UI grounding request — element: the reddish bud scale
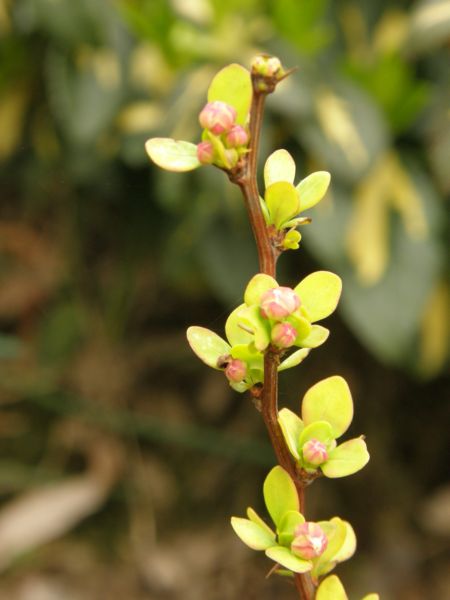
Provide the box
[225,358,247,383]
[291,522,328,560]
[199,101,237,135]
[271,322,297,348]
[260,287,300,320]
[302,439,328,466]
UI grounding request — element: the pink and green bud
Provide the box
[197,141,214,165]
[225,125,249,148]
[271,322,297,348]
[302,439,329,466]
[260,287,300,320]
[291,522,328,560]
[225,358,247,383]
[199,101,237,135]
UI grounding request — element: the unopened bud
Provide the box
[302,439,328,466]
[225,125,249,148]
[260,287,300,320]
[291,522,328,560]
[197,141,214,164]
[271,322,297,348]
[251,55,282,78]
[225,358,247,383]
[199,101,237,135]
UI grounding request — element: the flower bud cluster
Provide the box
[259,287,301,350]
[197,101,249,170]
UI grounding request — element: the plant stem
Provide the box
[233,78,314,600]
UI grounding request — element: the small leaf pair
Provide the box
[260,149,331,248]
[231,466,356,578]
[278,376,370,478]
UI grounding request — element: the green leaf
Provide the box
[312,517,348,578]
[186,326,231,369]
[263,466,299,528]
[362,595,380,600]
[287,313,312,343]
[230,517,276,550]
[297,171,331,212]
[278,348,310,371]
[316,575,348,600]
[277,510,305,546]
[207,63,252,125]
[302,376,354,438]
[278,408,304,459]
[264,149,296,188]
[145,138,201,172]
[283,229,302,250]
[297,325,330,348]
[294,271,342,322]
[298,421,334,448]
[246,507,276,538]
[322,438,370,478]
[231,344,263,371]
[265,181,301,229]
[332,520,356,563]
[265,546,312,573]
[225,305,254,346]
[244,273,278,306]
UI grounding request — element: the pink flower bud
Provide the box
[199,101,237,135]
[302,439,328,466]
[260,287,300,320]
[271,322,297,348]
[225,358,247,383]
[291,522,328,560]
[197,141,214,164]
[225,125,249,148]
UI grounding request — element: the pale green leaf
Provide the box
[225,305,254,346]
[145,138,200,172]
[244,273,278,306]
[265,181,301,229]
[246,507,276,538]
[294,271,342,322]
[277,510,305,546]
[302,376,354,438]
[264,149,296,188]
[263,466,299,528]
[297,171,331,212]
[312,517,348,578]
[316,575,348,600]
[265,546,312,573]
[287,313,312,343]
[278,348,310,371]
[298,421,334,448]
[186,326,230,369]
[297,325,330,348]
[362,595,380,600]
[207,64,252,125]
[230,517,276,550]
[321,438,370,478]
[278,408,304,459]
[332,520,356,563]
[231,344,263,371]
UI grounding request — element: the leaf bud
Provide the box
[196,141,214,164]
[199,101,237,135]
[302,439,329,466]
[225,125,249,148]
[291,522,328,560]
[271,322,297,348]
[251,55,282,78]
[225,358,247,383]
[260,287,300,320]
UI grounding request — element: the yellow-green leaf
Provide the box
[264,149,296,188]
[265,546,312,573]
[231,517,276,550]
[265,181,300,229]
[244,273,278,306]
[295,271,342,322]
[207,64,252,125]
[297,171,331,212]
[263,466,299,528]
[145,138,201,172]
[186,326,230,369]
[316,575,348,600]
[278,408,304,459]
[297,325,330,348]
[278,348,310,372]
[322,438,370,478]
[302,376,353,438]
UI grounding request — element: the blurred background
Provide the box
[0,0,449,598]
